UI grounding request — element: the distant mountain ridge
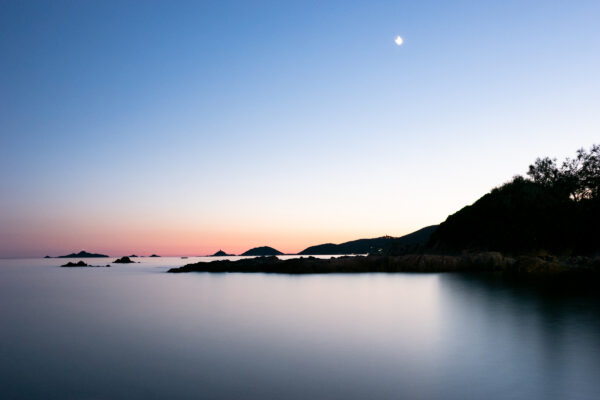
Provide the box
[298,225,438,255]
[241,246,283,256]
[57,250,109,258]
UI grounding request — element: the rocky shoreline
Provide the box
[168,253,600,275]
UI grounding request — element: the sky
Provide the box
[1,0,599,257]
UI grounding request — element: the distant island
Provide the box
[298,225,438,255]
[149,254,160,257]
[240,246,283,256]
[57,251,109,258]
[211,250,234,257]
[113,256,135,264]
[61,260,110,268]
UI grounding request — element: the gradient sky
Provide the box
[1,0,599,257]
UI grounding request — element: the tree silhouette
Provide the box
[430,145,600,255]
[527,145,600,201]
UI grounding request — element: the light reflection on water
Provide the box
[1,258,599,399]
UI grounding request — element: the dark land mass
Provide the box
[113,256,135,264]
[429,146,600,256]
[298,225,438,255]
[168,254,600,275]
[43,255,51,258]
[61,260,110,268]
[428,178,600,255]
[129,254,138,257]
[211,250,234,257]
[58,251,109,258]
[149,254,160,257]
[170,145,600,275]
[240,246,283,256]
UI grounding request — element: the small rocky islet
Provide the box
[61,260,110,268]
[113,256,136,264]
[211,250,234,257]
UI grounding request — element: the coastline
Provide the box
[167,253,600,275]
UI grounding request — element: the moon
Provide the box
[394,36,403,46]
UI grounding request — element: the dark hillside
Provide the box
[429,145,600,255]
[240,246,283,256]
[299,225,438,255]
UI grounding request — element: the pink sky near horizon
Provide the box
[1,219,434,258]
[2,139,597,258]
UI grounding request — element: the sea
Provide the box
[1,256,599,400]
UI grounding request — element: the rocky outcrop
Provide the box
[168,253,600,275]
[61,260,110,267]
[113,256,135,264]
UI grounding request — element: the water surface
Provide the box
[1,257,599,399]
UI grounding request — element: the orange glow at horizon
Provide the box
[2,216,432,257]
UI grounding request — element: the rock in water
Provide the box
[61,260,89,267]
[113,256,135,264]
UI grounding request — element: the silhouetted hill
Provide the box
[386,225,440,255]
[298,225,438,255]
[240,246,283,256]
[298,238,390,255]
[429,145,600,255]
[57,251,109,258]
[211,250,233,257]
[429,179,600,255]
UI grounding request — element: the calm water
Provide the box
[1,257,599,400]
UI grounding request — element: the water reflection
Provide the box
[436,274,600,400]
[0,260,598,399]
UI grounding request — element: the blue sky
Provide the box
[1,0,599,257]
